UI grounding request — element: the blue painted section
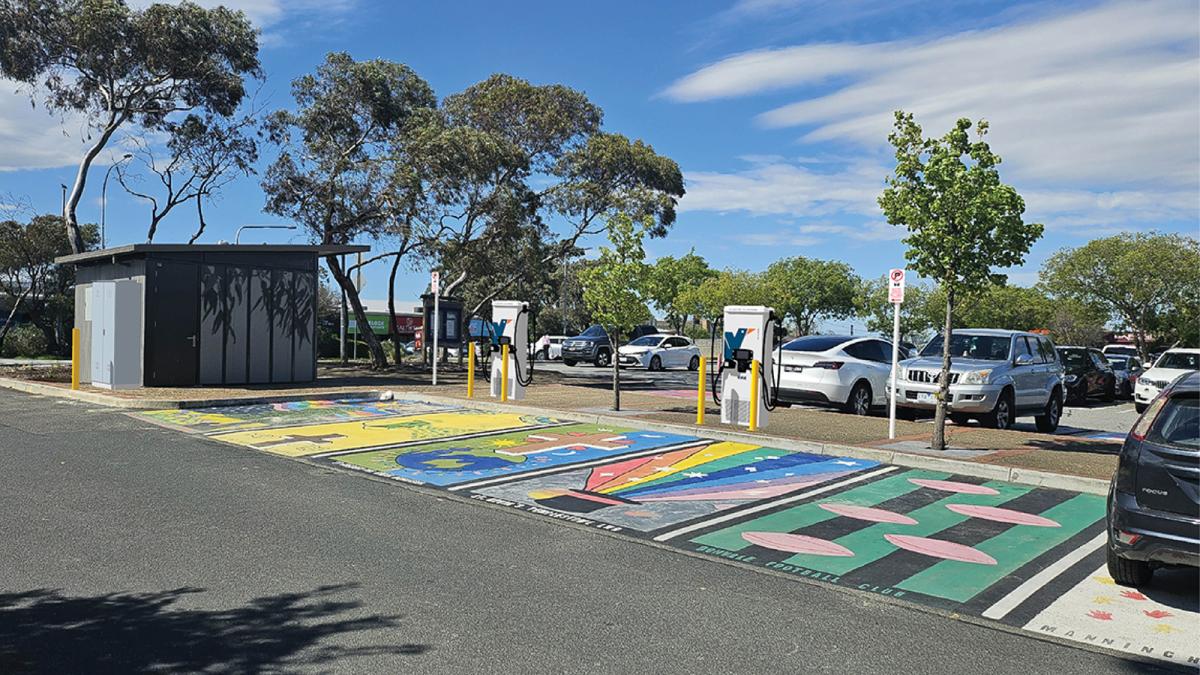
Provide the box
[627,455,878,498]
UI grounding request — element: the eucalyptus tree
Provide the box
[879,111,1042,450]
[0,0,260,253]
[262,53,437,369]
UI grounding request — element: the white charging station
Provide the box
[720,305,775,428]
[489,300,529,401]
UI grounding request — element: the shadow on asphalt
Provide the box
[0,583,425,673]
[1141,567,1200,614]
[1021,437,1122,455]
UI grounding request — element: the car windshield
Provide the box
[1149,395,1200,449]
[921,334,1011,361]
[579,325,606,338]
[1105,346,1137,356]
[781,336,853,352]
[1158,352,1200,370]
[627,336,661,347]
[1057,349,1091,368]
[1107,357,1130,369]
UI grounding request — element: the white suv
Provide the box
[1134,348,1200,413]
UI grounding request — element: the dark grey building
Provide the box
[57,243,367,388]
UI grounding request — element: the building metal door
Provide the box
[149,261,200,385]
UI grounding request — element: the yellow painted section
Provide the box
[500,343,509,402]
[467,341,475,398]
[213,411,542,457]
[142,409,251,430]
[695,356,706,425]
[71,327,80,390]
[597,441,758,493]
[749,359,760,432]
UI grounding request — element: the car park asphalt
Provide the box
[3,388,1194,673]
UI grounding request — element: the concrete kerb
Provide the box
[0,376,1111,495]
[399,391,1112,496]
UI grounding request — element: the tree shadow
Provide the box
[0,583,426,674]
[1021,437,1122,455]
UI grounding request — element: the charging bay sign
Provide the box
[888,268,906,304]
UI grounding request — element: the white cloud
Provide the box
[126,0,353,28]
[671,0,1200,230]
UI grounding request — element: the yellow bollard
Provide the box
[696,356,706,426]
[748,359,759,432]
[500,343,509,403]
[467,341,475,398]
[71,327,80,390]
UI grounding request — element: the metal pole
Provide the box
[889,302,901,439]
[749,359,760,432]
[235,224,296,244]
[467,341,475,398]
[432,290,440,385]
[500,343,509,402]
[101,154,132,249]
[71,327,80,390]
[353,251,361,361]
[339,254,347,363]
[696,356,706,425]
[561,256,567,335]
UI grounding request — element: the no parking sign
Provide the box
[888,268,906,304]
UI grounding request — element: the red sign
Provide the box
[888,268,906,304]
[393,315,422,333]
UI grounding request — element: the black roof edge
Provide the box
[55,243,370,265]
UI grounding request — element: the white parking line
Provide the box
[981,532,1106,620]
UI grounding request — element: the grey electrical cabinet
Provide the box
[60,243,368,388]
[89,280,143,389]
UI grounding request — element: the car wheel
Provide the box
[950,412,971,426]
[1035,392,1062,433]
[1135,402,1147,414]
[688,355,700,371]
[563,360,576,367]
[1106,542,1152,587]
[843,381,872,416]
[649,355,663,371]
[1103,379,1116,402]
[983,390,1014,430]
[595,350,611,368]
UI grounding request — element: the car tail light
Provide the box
[1114,530,1142,545]
[1131,395,1168,441]
[813,361,844,370]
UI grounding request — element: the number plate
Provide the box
[916,392,935,404]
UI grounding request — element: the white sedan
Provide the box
[773,335,903,415]
[534,335,568,360]
[1134,348,1199,413]
[617,334,701,371]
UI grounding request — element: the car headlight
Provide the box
[960,369,992,385]
[1064,374,1078,384]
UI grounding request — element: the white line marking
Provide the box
[651,466,899,543]
[981,532,1106,620]
[447,440,709,492]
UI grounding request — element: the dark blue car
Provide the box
[1107,370,1199,586]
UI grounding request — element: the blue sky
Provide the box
[1,0,1197,330]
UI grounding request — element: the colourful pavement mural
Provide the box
[135,398,455,435]
[473,442,878,532]
[129,397,1192,666]
[329,424,699,487]
[211,409,564,457]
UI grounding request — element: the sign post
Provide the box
[888,268,906,439]
[431,270,440,385]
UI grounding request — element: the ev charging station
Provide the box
[717,305,780,430]
[488,300,530,401]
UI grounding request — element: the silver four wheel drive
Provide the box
[893,329,1066,432]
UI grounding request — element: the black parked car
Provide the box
[1056,346,1116,404]
[1106,370,1199,586]
[561,324,657,367]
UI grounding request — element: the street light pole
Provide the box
[101,153,133,249]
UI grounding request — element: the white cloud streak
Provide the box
[670,0,1199,231]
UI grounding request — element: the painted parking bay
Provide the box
[131,396,1197,667]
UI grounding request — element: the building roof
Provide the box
[56,243,370,265]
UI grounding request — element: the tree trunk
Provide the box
[610,332,621,411]
[0,289,30,352]
[932,288,955,451]
[387,252,404,369]
[64,119,122,254]
[326,255,388,369]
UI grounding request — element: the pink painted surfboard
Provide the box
[908,478,999,495]
[818,503,918,525]
[741,532,854,557]
[945,503,1061,527]
[884,534,997,565]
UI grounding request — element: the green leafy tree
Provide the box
[1040,233,1200,356]
[647,250,715,333]
[765,256,860,335]
[859,275,934,344]
[0,0,261,253]
[1042,296,1110,348]
[675,270,769,331]
[879,111,1043,449]
[262,52,437,369]
[0,214,98,354]
[579,213,653,411]
[920,283,1054,333]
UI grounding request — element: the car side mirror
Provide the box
[1015,354,1035,367]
